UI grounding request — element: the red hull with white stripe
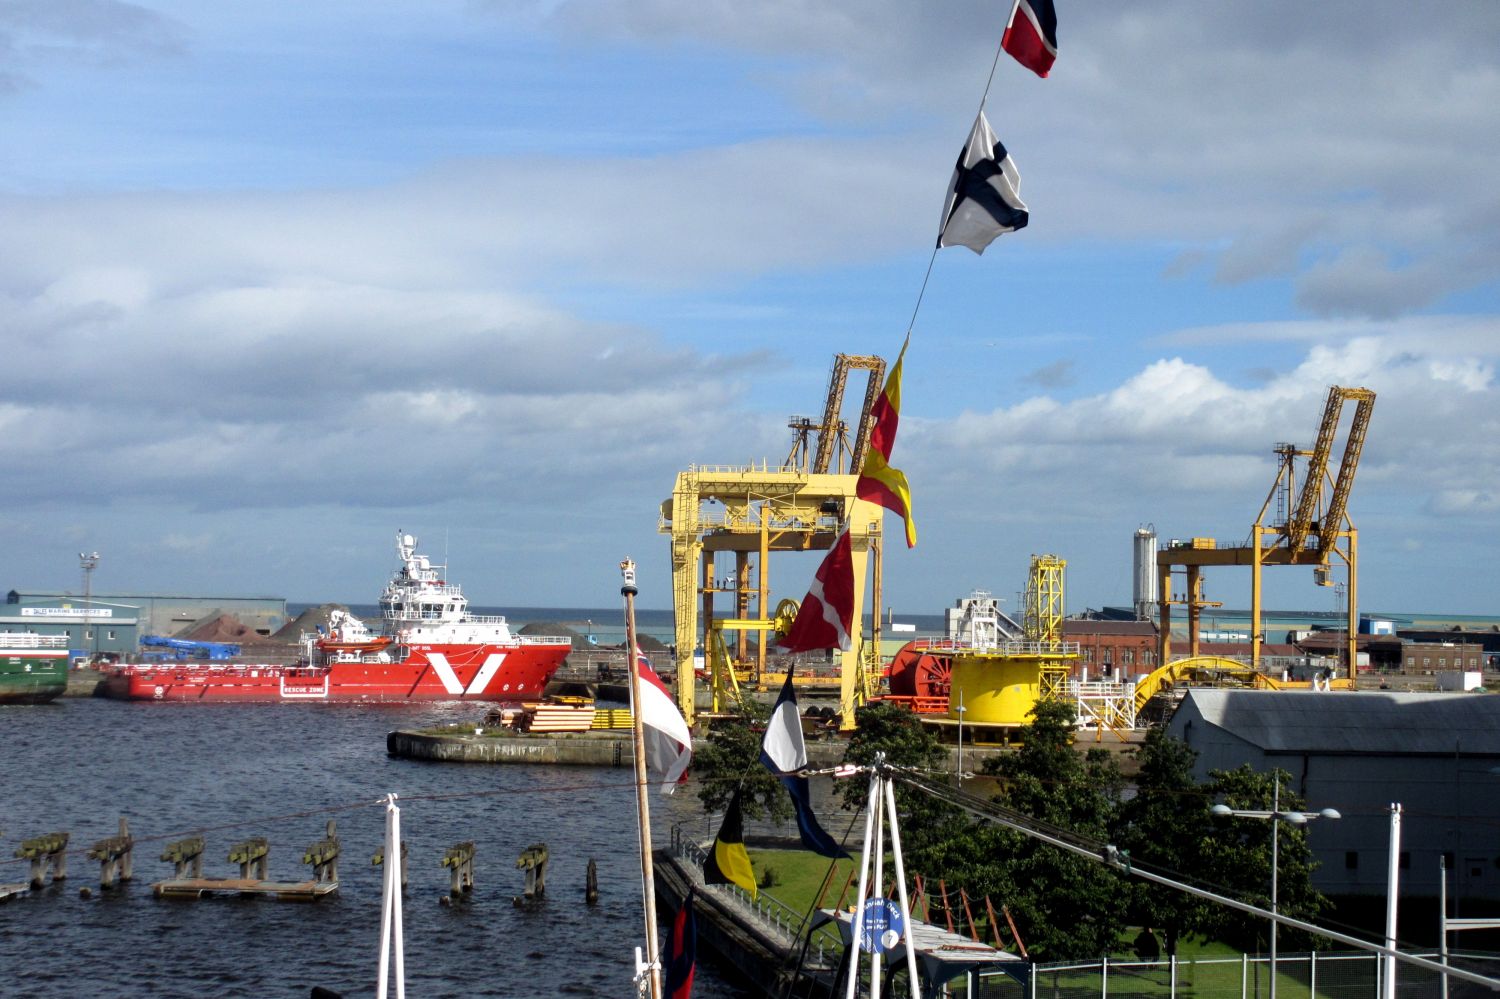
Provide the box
[98,642,569,702]
[100,532,572,703]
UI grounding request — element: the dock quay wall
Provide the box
[387,729,857,767]
[654,831,839,999]
[386,729,641,765]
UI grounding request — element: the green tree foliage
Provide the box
[693,704,792,824]
[1116,726,1216,956]
[837,702,964,869]
[978,699,1127,960]
[1197,765,1331,952]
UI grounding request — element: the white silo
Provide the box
[1133,526,1158,621]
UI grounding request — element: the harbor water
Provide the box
[1,697,745,998]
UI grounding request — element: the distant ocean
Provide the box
[288,603,950,648]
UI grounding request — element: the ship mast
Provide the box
[621,557,662,999]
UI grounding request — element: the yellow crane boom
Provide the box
[1156,385,1376,680]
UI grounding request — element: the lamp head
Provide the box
[1319,808,1341,820]
[1282,812,1308,825]
[1210,804,1232,817]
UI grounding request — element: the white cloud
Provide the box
[3,1,1500,611]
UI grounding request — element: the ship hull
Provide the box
[0,650,69,705]
[99,643,571,703]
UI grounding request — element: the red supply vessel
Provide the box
[101,533,572,702]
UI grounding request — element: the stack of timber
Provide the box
[519,701,596,733]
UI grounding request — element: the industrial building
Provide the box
[3,590,288,661]
[1166,689,1500,909]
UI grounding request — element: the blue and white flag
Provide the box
[759,672,847,858]
[938,111,1029,255]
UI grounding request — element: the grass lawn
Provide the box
[746,847,1255,970]
[747,847,859,950]
[748,847,858,917]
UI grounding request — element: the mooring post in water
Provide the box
[86,817,134,888]
[441,842,474,896]
[586,857,599,905]
[372,840,409,889]
[302,820,340,883]
[15,831,69,889]
[516,843,548,898]
[228,837,269,881]
[160,836,206,879]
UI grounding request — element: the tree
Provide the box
[692,704,792,824]
[1196,765,1331,953]
[979,698,1128,960]
[1116,726,1216,956]
[837,701,958,866]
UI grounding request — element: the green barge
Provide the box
[0,632,71,704]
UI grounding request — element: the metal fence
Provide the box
[955,952,1456,999]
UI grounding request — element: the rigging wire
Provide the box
[897,771,1500,993]
[904,27,1009,340]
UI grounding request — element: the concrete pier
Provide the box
[386,728,855,767]
[387,729,642,765]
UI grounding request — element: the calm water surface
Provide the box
[1,698,744,998]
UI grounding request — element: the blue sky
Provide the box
[3,1,1499,620]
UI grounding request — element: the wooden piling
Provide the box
[15,832,69,890]
[585,857,598,906]
[86,817,134,888]
[160,836,206,879]
[441,842,474,896]
[301,820,340,883]
[371,841,409,889]
[227,837,269,881]
[516,842,548,898]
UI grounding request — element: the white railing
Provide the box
[669,826,836,969]
[0,633,69,648]
[996,951,1448,999]
[517,634,574,646]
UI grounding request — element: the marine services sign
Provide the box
[22,607,113,618]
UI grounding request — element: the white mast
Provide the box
[843,754,921,999]
[622,558,662,999]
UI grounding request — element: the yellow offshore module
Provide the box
[946,554,1079,727]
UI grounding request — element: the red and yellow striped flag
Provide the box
[857,339,917,547]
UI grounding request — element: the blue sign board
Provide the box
[857,898,906,954]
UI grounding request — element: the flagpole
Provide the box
[882,777,923,999]
[845,757,882,999]
[870,770,887,999]
[622,557,663,999]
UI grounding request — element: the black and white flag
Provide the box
[759,672,846,859]
[938,111,1029,254]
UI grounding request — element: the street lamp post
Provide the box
[1212,776,1341,999]
[956,688,967,788]
[79,551,100,664]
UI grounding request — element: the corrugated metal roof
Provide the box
[1178,689,1500,756]
[1064,620,1156,636]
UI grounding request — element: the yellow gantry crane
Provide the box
[1156,386,1376,679]
[1024,554,1074,701]
[660,354,888,731]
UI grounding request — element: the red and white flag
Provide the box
[1002,0,1058,78]
[777,527,856,653]
[634,651,692,793]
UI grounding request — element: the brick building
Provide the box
[1400,641,1485,675]
[1062,619,1157,677]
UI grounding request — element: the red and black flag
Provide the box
[664,886,697,999]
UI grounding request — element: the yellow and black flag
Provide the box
[702,786,756,899]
